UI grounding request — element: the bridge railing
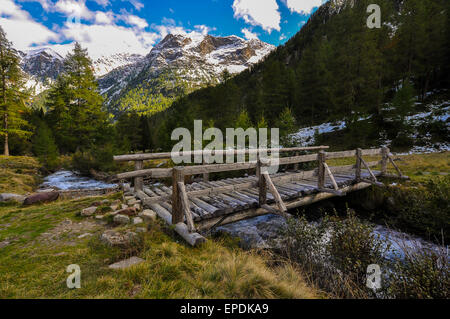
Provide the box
[114,146,404,226]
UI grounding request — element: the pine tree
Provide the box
[33,121,59,170]
[46,43,107,153]
[235,109,252,129]
[0,26,31,156]
[276,107,297,147]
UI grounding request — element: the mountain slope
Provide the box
[98,33,274,115]
[146,0,449,150]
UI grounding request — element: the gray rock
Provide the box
[139,210,157,223]
[136,227,147,233]
[0,193,26,204]
[101,230,128,246]
[114,214,130,225]
[133,203,142,212]
[108,257,144,270]
[133,217,144,225]
[81,207,97,217]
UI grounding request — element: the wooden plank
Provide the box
[143,187,157,197]
[116,168,172,180]
[326,150,356,159]
[178,182,195,232]
[361,148,382,156]
[114,146,330,162]
[190,197,219,215]
[197,182,373,231]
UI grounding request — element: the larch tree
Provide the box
[0,26,30,156]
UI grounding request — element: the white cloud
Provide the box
[94,11,113,24]
[232,0,280,33]
[0,0,59,50]
[123,14,148,29]
[3,0,216,60]
[282,0,324,15]
[54,0,94,20]
[241,28,258,40]
[57,21,158,59]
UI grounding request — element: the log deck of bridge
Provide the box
[114,147,406,246]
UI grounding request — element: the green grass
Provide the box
[0,156,42,195]
[0,195,320,299]
[327,151,449,182]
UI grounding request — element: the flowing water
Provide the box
[39,170,118,191]
[216,213,447,260]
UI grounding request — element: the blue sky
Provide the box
[0,0,325,59]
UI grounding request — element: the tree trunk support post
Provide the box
[134,160,143,192]
[317,151,326,189]
[172,167,184,224]
[294,152,299,171]
[355,148,362,181]
[381,147,389,176]
[257,157,267,206]
[202,159,209,182]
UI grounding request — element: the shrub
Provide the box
[388,246,449,299]
[279,210,389,298]
[71,144,117,175]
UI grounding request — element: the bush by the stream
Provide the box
[387,246,449,299]
[280,209,449,299]
[371,176,450,243]
[280,210,388,298]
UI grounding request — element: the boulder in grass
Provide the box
[81,207,98,217]
[116,207,137,217]
[23,192,59,206]
[113,214,130,225]
[139,210,157,223]
[109,257,144,270]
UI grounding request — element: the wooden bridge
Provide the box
[113,147,406,246]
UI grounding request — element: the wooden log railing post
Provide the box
[258,159,267,206]
[172,167,184,224]
[134,160,143,192]
[202,158,209,182]
[317,151,326,189]
[381,147,389,176]
[294,152,299,171]
[355,148,362,181]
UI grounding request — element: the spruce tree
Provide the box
[0,26,31,156]
[46,43,107,153]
